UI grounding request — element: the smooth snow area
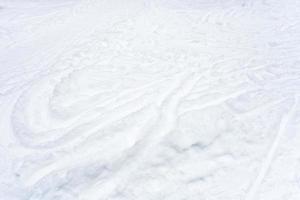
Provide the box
[1,0,300,199]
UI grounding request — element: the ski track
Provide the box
[1,0,300,200]
[245,96,299,200]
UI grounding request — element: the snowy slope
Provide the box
[1,0,300,199]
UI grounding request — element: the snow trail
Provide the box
[1,0,300,200]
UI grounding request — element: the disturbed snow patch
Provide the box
[1,0,300,200]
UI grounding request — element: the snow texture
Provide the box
[0,0,300,199]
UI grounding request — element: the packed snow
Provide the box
[1,0,300,199]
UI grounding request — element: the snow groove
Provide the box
[245,96,299,200]
[1,0,300,200]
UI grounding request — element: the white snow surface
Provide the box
[1,0,300,199]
